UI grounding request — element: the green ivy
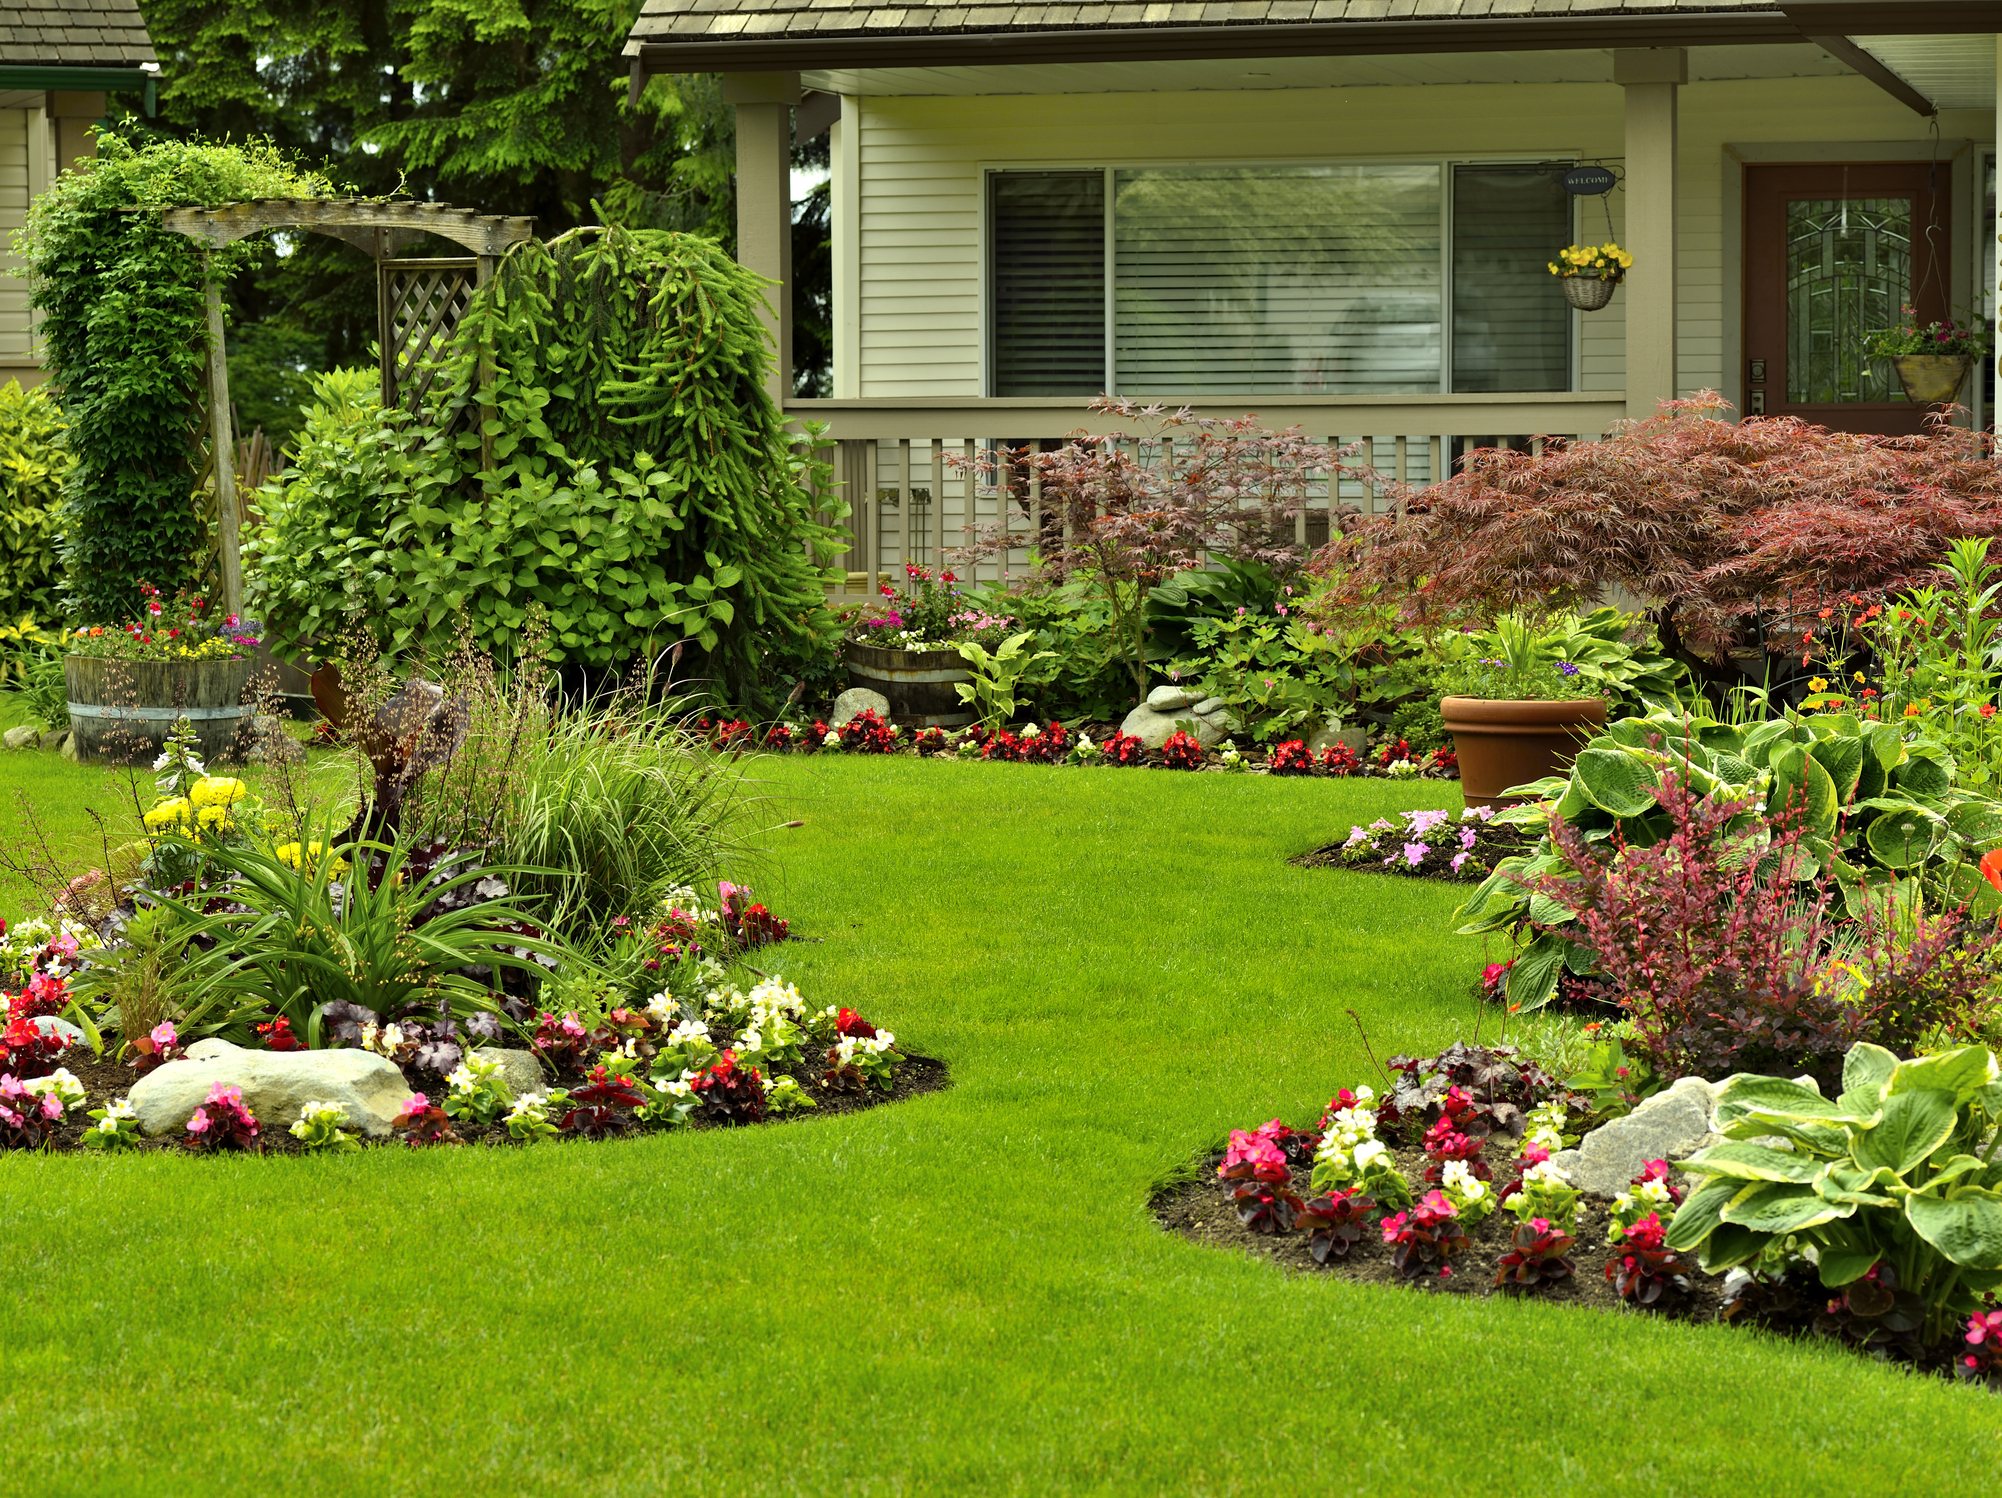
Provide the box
[249,224,850,705]
[16,129,329,622]
[0,381,73,623]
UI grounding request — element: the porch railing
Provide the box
[785,394,1627,598]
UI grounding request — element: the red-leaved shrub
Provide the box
[1160,731,1205,770]
[1268,739,1316,775]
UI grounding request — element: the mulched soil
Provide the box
[1153,1139,1723,1323]
[1290,821,1534,882]
[30,1043,948,1155]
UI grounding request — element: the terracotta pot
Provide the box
[843,641,972,726]
[1891,354,1972,405]
[64,654,252,765]
[1441,696,1607,809]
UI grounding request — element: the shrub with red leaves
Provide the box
[1160,730,1205,769]
[1297,1189,1375,1262]
[185,1082,263,1153]
[763,722,797,751]
[0,1016,69,1080]
[1383,1190,1468,1279]
[1606,1213,1693,1304]
[1421,1114,1489,1183]
[1319,742,1360,775]
[1494,1217,1576,1289]
[692,1049,768,1124]
[807,719,833,750]
[1268,739,1316,776]
[256,1016,304,1052]
[982,731,1025,762]
[530,1011,592,1068]
[0,1073,62,1149]
[559,1066,646,1138]
[1102,732,1145,766]
[913,725,948,753]
[839,709,899,754]
[1430,746,1459,776]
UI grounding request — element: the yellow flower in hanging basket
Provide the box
[1550,241,1632,281]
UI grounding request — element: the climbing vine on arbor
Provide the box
[253,223,849,704]
[17,129,330,622]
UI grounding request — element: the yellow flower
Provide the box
[143,797,193,832]
[196,804,234,832]
[190,775,247,809]
[1808,677,1828,693]
[276,840,349,877]
[1854,671,1866,683]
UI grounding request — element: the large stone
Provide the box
[129,1039,417,1138]
[1553,1076,1720,1196]
[472,1047,547,1100]
[59,733,79,763]
[1118,703,1226,750]
[1,725,35,750]
[1145,685,1196,712]
[39,728,67,752]
[830,687,891,727]
[1307,722,1369,756]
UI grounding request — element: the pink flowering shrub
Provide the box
[0,1073,63,1149]
[393,1092,461,1147]
[1382,1190,1468,1279]
[1960,1308,2002,1388]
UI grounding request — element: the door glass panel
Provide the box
[1785,197,1911,403]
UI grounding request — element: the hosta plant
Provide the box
[289,1100,362,1154]
[1495,1218,1577,1290]
[1382,1190,1469,1280]
[1666,1040,2002,1345]
[1297,1190,1375,1262]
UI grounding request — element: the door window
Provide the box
[1784,197,1912,404]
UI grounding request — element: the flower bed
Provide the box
[1156,1040,2002,1388]
[1291,805,1530,880]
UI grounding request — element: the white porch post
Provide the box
[724,71,799,405]
[1615,48,1686,425]
[1994,35,2001,415]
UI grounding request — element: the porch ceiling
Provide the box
[804,39,1850,94]
[1853,34,1997,110]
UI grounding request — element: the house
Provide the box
[0,0,159,388]
[624,0,2001,589]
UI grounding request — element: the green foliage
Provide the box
[1143,558,1281,660]
[1667,1041,2002,1345]
[17,129,330,622]
[3,649,69,732]
[954,632,1055,731]
[0,382,72,623]
[255,227,848,705]
[1430,608,1688,709]
[1456,706,2002,1009]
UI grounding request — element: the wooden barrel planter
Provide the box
[842,641,972,727]
[64,655,253,765]
[1441,696,1606,809]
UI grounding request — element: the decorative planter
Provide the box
[1560,276,1620,312]
[64,654,253,765]
[1441,696,1607,809]
[1890,354,1972,405]
[842,641,972,727]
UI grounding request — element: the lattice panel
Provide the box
[382,258,476,412]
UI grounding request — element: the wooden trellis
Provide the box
[157,198,537,615]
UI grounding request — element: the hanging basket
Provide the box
[1890,354,1973,405]
[1560,275,1620,312]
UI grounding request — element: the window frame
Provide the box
[981,153,1581,399]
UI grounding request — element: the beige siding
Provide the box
[850,73,1986,403]
[0,108,30,357]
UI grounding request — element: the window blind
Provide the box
[989,171,1107,397]
[1451,165,1572,393]
[1111,164,1442,396]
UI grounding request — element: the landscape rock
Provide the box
[39,728,67,752]
[472,1047,547,1100]
[128,1039,417,1138]
[32,1016,85,1046]
[1118,703,1226,750]
[830,687,891,726]
[1193,696,1225,716]
[1307,723,1369,756]
[1,725,35,750]
[59,733,79,762]
[1146,686,1196,712]
[1558,1076,1720,1196]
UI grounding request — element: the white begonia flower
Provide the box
[1637,1177,1673,1205]
[1352,1138,1390,1172]
[736,1028,764,1056]
[105,1097,136,1120]
[823,730,841,747]
[661,1078,693,1099]
[446,1065,476,1093]
[1078,734,1094,750]
[1523,1159,1572,1185]
[669,1018,711,1044]
[359,1022,379,1051]
[96,1115,121,1134]
[645,990,677,1020]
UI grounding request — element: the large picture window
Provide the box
[988,160,1574,397]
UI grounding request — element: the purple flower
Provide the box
[1556,661,1581,677]
[1450,851,1469,873]
[1460,827,1478,851]
[1402,842,1429,867]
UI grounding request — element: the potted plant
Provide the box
[62,584,262,764]
[842,565,1007,727]
[1547,241,1632,312]
[1868,304,1990,405]
[1436,615,1608,808]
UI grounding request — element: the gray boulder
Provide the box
[830,687,891,726]
[1193,696,1225,716]
[1118,703,1226,750]
[471,1047,546,1099]
[1,725,35,750]
[1307,722,1369,756]
[39,728,67,752]
[1553,1076,1720,1196]
[59,733,78,762]
[1145,685,1195,712]
[129,1039,416,1138]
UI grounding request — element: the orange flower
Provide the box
[1982,848,2002,893]
[1905,704,1923,717]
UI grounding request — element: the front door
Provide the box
[1743,163,1951,435]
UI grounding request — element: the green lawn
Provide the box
[4,753,1997,1494]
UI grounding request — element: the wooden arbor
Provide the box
[158,198,536,615]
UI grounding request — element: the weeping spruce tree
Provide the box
[259,224,848,707]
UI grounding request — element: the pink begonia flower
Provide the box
[150,1022,178,1049]
[185,1110,212,1135]
[397,1094,431,1121]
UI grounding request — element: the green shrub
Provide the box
[0,381,72,624]
[17,130,330,622]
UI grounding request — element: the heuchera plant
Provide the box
[1494,1217,1577,1290]
[1382,1190,1469,1279]
[1379,1041,1575,1144]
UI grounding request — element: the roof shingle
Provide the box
[0,0,156,67]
